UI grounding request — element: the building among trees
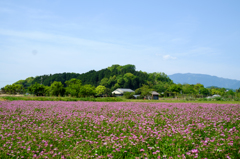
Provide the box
[112,88,134,96]
[151,91,160,100]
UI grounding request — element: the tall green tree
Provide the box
[199,87,209,96]
[226,90,235,96]
[4,84,24,94]
[49,81,65,96]
[182,84,197,94]
[95,85,106,96]
[140,84,152,97]
[100,78,108,87]
[79,84,95,97]
[168,84,182,93]
[28,83,46,96]
[65,78,82,97]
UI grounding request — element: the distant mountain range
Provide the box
[168,73,240,90]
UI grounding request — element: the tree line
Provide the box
[1,64,240,98]
[2,78,109,97]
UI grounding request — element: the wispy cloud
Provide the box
[155,53,177,60]
[163,55,177,60]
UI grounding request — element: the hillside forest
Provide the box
[1,64,240,99]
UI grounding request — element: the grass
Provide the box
[1,95,240,104]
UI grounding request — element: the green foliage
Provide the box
[79,84,95,97]
[237,88,240,92]
[153,83,168,93]
[134,88,141,95]
[214,96,223,101]
[199,87,209,96]
[28,82,46,96]
[182,84,197,94]
[194,83,204,90]
[104,88,112,97]
[210,88,225,96]
[123,92,135,99]
[49,81,65,96]
[14,77,34,88]
[44,86,50,96]
[100,77,108,86]
[65,78,82,97]
[11,64,172,91]
[168,84,182,93]
[139,84,152,97]
[95,85,106,96]
[148,72,173,84]
[227,90,235,96]
[8,64,237,99]
[4,84,24,94]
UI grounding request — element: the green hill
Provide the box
[14,64,173,91]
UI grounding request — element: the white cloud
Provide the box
[163,55,177,60]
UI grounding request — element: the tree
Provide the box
[4,85,12,94]
[4,84,24,94]
[182,84,197,94]
[168,84,182,93]
[140,84,152,97]
[65,78,82,97]
[107,76,116,88]
[44,86,50,96]
[49,81,65,96]
[104,88,112,97]
[28,83,46,96]
[148,72,173,84]
[123,92,135,99]
[134,88,141,95]
[199,87,209,96]
[112,83,121,91]
[0,87,6,94]
[79,84,95,97]
[153,83,168,93]
[96,85,106,96]
[14,84,24,94]
[226,90,235,96]
[210,89,221,96]
[100,78,108,87]
[237,88,240,92]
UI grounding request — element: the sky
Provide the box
[0,0,240,88]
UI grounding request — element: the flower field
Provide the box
[0,101,239,159]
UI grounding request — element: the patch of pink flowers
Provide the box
[0,101,239,158]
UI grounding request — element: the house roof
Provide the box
[112,88,134,94]
[150,91,160,95]
[133,95,140,97]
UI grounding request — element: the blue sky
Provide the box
[0,0,240,88]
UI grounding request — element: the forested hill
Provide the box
[14,64,173,90]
